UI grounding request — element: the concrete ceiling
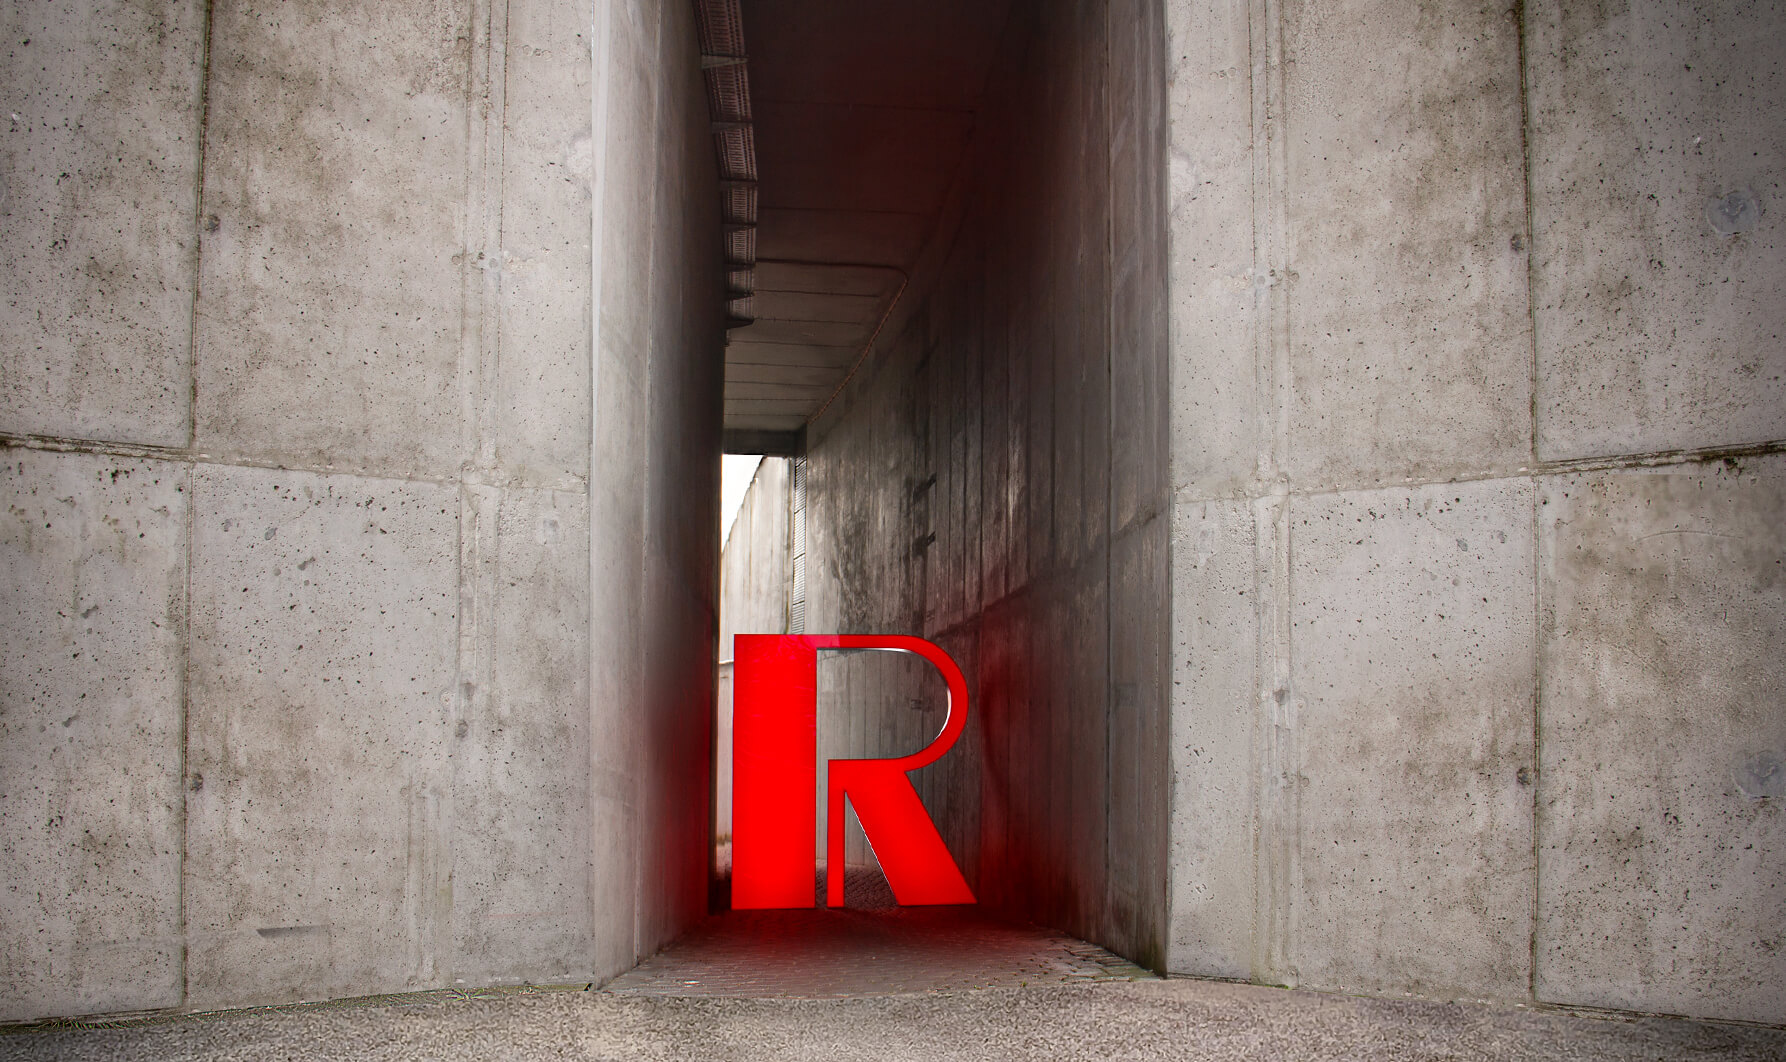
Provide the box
[724,0,1012,448]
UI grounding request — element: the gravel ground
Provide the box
[4,978,1783,1062]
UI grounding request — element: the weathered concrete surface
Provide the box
[2,0,722,1023]
[1163,0,1254,500]
[0,451,187,1020]
[184,465,460,1010]
[719,459,790,648]
[1281,0,1532,488]
[1537,455,1786,1024]
[790,0,1173,966]
[1290,481,1536,1000]
[1166,499,1255,980]
[452,487,592,987]
[1527,0,1786,460]
[587,0,725,974]
[5,979,1784,1062]
[191,0,470,478]
[716,457,790,842]
[1161,0,1786,1025]
[493,0,594,485]
[0,0,204,447]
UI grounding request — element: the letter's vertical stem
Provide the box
[731,635,818,908]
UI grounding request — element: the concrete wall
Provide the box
[796,0,1173,966]
[1,0,722,1021]
[1163,0,1784,1024]
[589,0,726,980]
[715,457,793,844]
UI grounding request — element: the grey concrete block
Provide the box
[1290,478,1535,999]
[452,486,591,985]
[495,0,593,485]
[1167,498,1256,979]
[184,464,458,1010]
[0,449,186,1020]
[1527,0,1786,460]
[0,0,204,446]
[191,0,470,477]
[1536,456,1786,1023]
[584,0,725,977]
[1164,0,1257,499]
[1281,0,1533,487]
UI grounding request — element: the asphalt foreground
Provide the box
[5,980,1785,1062]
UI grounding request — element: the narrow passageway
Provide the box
[706,0,1175,971]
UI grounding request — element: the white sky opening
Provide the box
[721,453,764,548]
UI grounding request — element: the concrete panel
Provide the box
[1163,0,1256,499]
[192,0,470,477]
[579,0,725,971]
[586,0,659,977]
[1167,498,1256,979]
[452,486,591,986]
[0,450,186,1020]
[717,457,790,845]
[1290,478,1535,999]
[1281,0,1532,487]
[0,0,204,446]
[184,465,458,1010]
[1536,457,1786,1023]
[1110,513,1167,969]
[494,0,594,485]
[1527,0,1786,460]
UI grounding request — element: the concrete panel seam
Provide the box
[452,483,502,985]
[1527,471,1542,1003]
[460,0,508,476]
[1248,0,1290,492]
[185,0,216,453]
[1103,0,1118,933]
[1164,436,1786,505]
[0,433,589,493]
[1251,490,1298,987]
[1248,0,1298,988]
[584,0,625,977]
[1512,0,1539,474]
[176,2,214,1004]
[177,461,195,1009]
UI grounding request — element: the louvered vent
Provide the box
[788,456,807,634]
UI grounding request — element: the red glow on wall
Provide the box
[732,634,977,909]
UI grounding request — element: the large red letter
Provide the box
[731,635,819,909]
[731,635,976,909]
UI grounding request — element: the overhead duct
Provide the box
[693,0,758,329]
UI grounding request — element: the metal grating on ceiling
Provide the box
[693,0,757,329]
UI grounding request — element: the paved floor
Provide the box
[4,903,1782,1061]
[605,905,1152,997]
